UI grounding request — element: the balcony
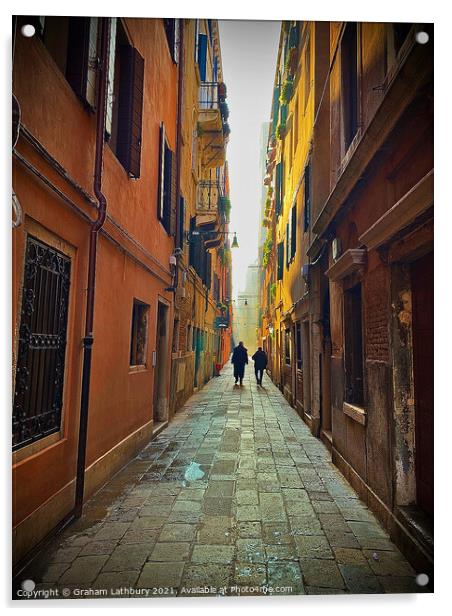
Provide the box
[196,179,224,214]
[198,82,228,169]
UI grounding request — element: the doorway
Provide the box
[411,251,434,515]
[153,300,170,424]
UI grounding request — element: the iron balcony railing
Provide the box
[199,82,219,110]
[197,179,225,213]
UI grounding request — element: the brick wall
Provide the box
[364,265,390,362]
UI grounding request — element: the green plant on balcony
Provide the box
[216,301,228,313]
[270,282,277,300]
[219,246,232,266]
[219,196,231,221]
[262,218,272,228]
[284,47,298,77]
[262,231,273,267]
[219,99,229,121]
[267,186,274,197]
[276,122,286,140]
[280,78,294,104]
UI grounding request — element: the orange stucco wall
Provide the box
[12,17,178,557]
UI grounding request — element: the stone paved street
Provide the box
[19,365,423,598]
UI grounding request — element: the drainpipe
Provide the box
[174,19,184,290]
[74,17,111,518]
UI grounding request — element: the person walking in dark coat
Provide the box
[231,341,248,386]
[252,347,268,385]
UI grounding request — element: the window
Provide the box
[285,328,291,365]
[164,19,179,63]
[130,299,149,366]
[341,22,359,151]
[191,124,198,172]
[172,318,180,353]
[178,196,185,250]
[304,37,311,111]
[158,123,176,235]
[291,204,297,259]
[296,322,303,370]
[197,32,208,81]
[33,16,99,108]
[275,161,283,217]
[286,222,290,268]
[303,161,311,231]
[106,19,145,178]
[213,273,220,302]
[13,236,71,451]
[277,241,284,280]
[294,96,299,154]
[344,283,364,406]
[188,217,209,282]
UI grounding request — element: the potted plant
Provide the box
[280,78,294,104]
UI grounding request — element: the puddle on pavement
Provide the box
[183,461,205,484]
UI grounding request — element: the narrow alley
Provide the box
[18,365,421,598]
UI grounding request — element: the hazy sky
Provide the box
[218,20,280,296]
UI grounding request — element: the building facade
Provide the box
[12,16,232,566]
[169,18,233,413]
[258,20,433,574]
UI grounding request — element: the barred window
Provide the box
[13,236,71,451]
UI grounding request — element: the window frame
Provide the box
[343,282,365,407]
[12,223,74,460]
[129,298,150,368]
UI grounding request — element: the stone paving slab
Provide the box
[16,364,426,599]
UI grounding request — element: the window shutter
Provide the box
[286,222,290,267]
[205,252,212,289]
[197,33,208,81]
[173,19,180,64]
[85,18,99,108]
[158,123,166,222]
[178,197,185,249]
[291,204,297,258]
[164,18,179,63]
[117,44,144,178]
[170,150,177,236]
[105,18,117,137]
[275,162,282,216]
[66,17,90,100]
[194,19,199,62]
[277,242,284,280]
[304,162,311,231]
[163,145,173,233]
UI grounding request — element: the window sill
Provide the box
[129,364,148,374]
[343,401,367,425]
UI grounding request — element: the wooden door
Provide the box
[411,252,434,515]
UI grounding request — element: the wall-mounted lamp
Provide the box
[185,229,239,248]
